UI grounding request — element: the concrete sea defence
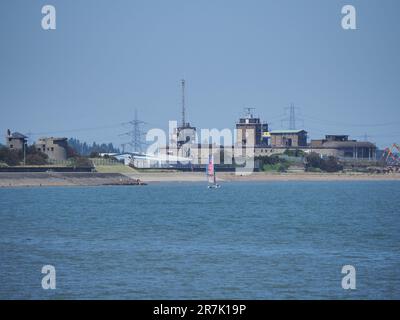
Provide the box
[0,172,145,187]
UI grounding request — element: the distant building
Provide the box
[176,124,197,147]
[149,101,380,170]
[158,143,222,166]
[311,135,349,146]
[35,137,68,161]
[310,135,376,160]
[269,130,308,147]
[236,109,268,147]
[5,129,27,150]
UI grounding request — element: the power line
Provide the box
[289,103,295,130]
[120,108,147,153]
[28,123,124,136]
[280,103,304,129]
[300,114,400,128]
[181,79,186,127]
[354,132,400,138]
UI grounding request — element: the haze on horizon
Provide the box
[0,0,399,149]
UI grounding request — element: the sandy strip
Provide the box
[1,172,400,187]
[124,172,400,183]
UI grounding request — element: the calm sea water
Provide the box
[0,181,399,299]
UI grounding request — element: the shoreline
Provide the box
[127,172,400,183]
[1,171,400,187]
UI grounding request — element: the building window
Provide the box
[344,151,353,158]
[51,147,54,151]
[10,144,13,149]
[284,138,292,147]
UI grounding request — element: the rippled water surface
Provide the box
[0,181,399,299]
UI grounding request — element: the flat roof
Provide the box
[37,137,67,141]
[322,141,376,148]
[269,130,307,134]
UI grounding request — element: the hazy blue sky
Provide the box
[0,0,399,148]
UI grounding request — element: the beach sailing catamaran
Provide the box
[207,155,220,189]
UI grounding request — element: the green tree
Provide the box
[24,145,48,165]
[305,152,323,170]
[306,152,342,172]
[256,155,290,172]
[0,147,21,166]
[283,149,305,157]
[320,156,343,172]
[25,154,47,165]
[67,145,79,158]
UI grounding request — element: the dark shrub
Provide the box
[306,152,342,172]
[320,156,343,172]
[283,149,305,157]
[0,147,21,166]
[26,154,48,165]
